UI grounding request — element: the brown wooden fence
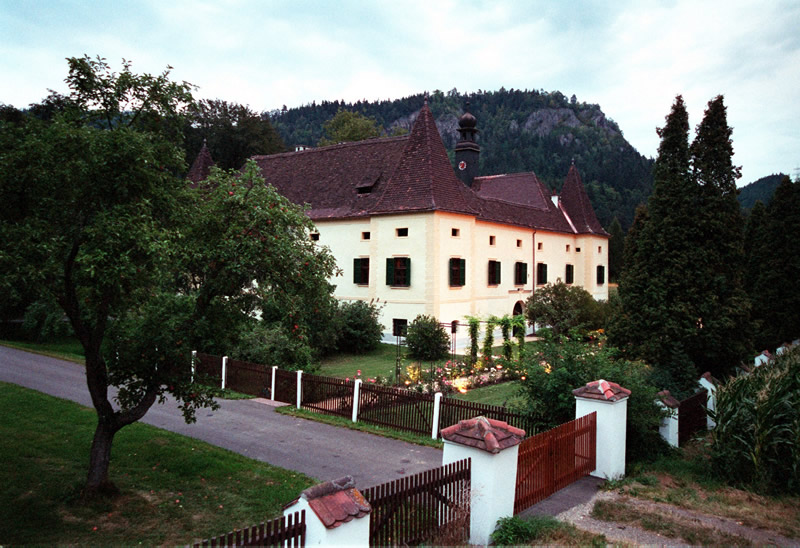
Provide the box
[357,384,435,436]
[514,412,596,514]
[678,389,708,445]
[226,357,271,397]
[192,352,535,441]
[363,459,471,546]
[301,374,353,419]
[439,397,536,437]
[192,510,305,547]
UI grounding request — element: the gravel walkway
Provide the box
[557,489,799,546]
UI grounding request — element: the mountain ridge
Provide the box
[268,89,651,230]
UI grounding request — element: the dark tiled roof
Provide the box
[371,103,475,215]
[467,190,575,233]
[302,476,371,529]
[559,165,608,235]
[440,416,525,453]
[251,136,408,221]
[245,106,606,236]
[187,141,215,184]
[473,172,551,209]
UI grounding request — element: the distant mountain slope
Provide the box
[738,173,786,210]
[268,89,653,230]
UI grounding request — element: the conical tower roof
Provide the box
[559,164,608,235]
[187,140,215,184]
[371,103,475,215]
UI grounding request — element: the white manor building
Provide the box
[189,103,609,343]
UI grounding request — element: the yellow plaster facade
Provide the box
[314,210,608,341]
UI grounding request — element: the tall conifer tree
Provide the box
[607,217,625,282]
[612,96,699,392]
[688,96,751,372]
[749,176,800,348]
[614,95,754,387]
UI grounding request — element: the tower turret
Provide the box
[454,102,480,187]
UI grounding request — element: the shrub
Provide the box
[336,300,383,354]
[710,345,800,494]
[405,314,450,361]
[491,515,560,545]
[525,281,605,337]
[233,322,316,372]
[520,330,668,464]
[21,299,72,341]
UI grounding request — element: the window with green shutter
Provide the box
[449,258,466,287]
[353,258,369,285]
[536,262,548,285]
[386,257,410,287]
[488,260,501,285]
[514,262,527,285]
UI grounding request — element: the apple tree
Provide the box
[0,56,337,496]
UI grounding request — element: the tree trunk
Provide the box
[84,416,120,497]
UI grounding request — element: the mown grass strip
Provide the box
[0,382,314,546]
[0,338,86,364]
[276,405,444,449]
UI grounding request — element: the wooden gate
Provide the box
[301,374,353,418]
[514,412,596,514]
[363,459,470,546]
[678,389,707,445]
[272,369,296,404]
[357,384,435,436]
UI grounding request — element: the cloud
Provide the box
[1,0,797,182]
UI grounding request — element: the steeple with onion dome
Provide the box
[454,102,480,187]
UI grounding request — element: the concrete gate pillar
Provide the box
[441,416,525,546]
[573,379,630,480]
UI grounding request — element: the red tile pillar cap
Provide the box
[440,416,525,454]
[572,379,631,402]
[656,389,680,409]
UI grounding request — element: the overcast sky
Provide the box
[2,0,798,185]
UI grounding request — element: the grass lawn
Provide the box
[0,382,314,546]
[318,341,399,380]
[0,336,85,364]
[451,380,525,408]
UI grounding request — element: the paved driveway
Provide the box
[0,346,441,489]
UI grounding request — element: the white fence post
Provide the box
[296,370,303,409]
[271,366,278,401]
[221,356,228,390]
[352,379,362,423]
[191,350,197,383]
[431,392,443,439]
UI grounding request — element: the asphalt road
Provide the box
[0,345,441,489]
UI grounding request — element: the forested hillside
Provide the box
[268,89,654,230]
[737,173,786,210]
